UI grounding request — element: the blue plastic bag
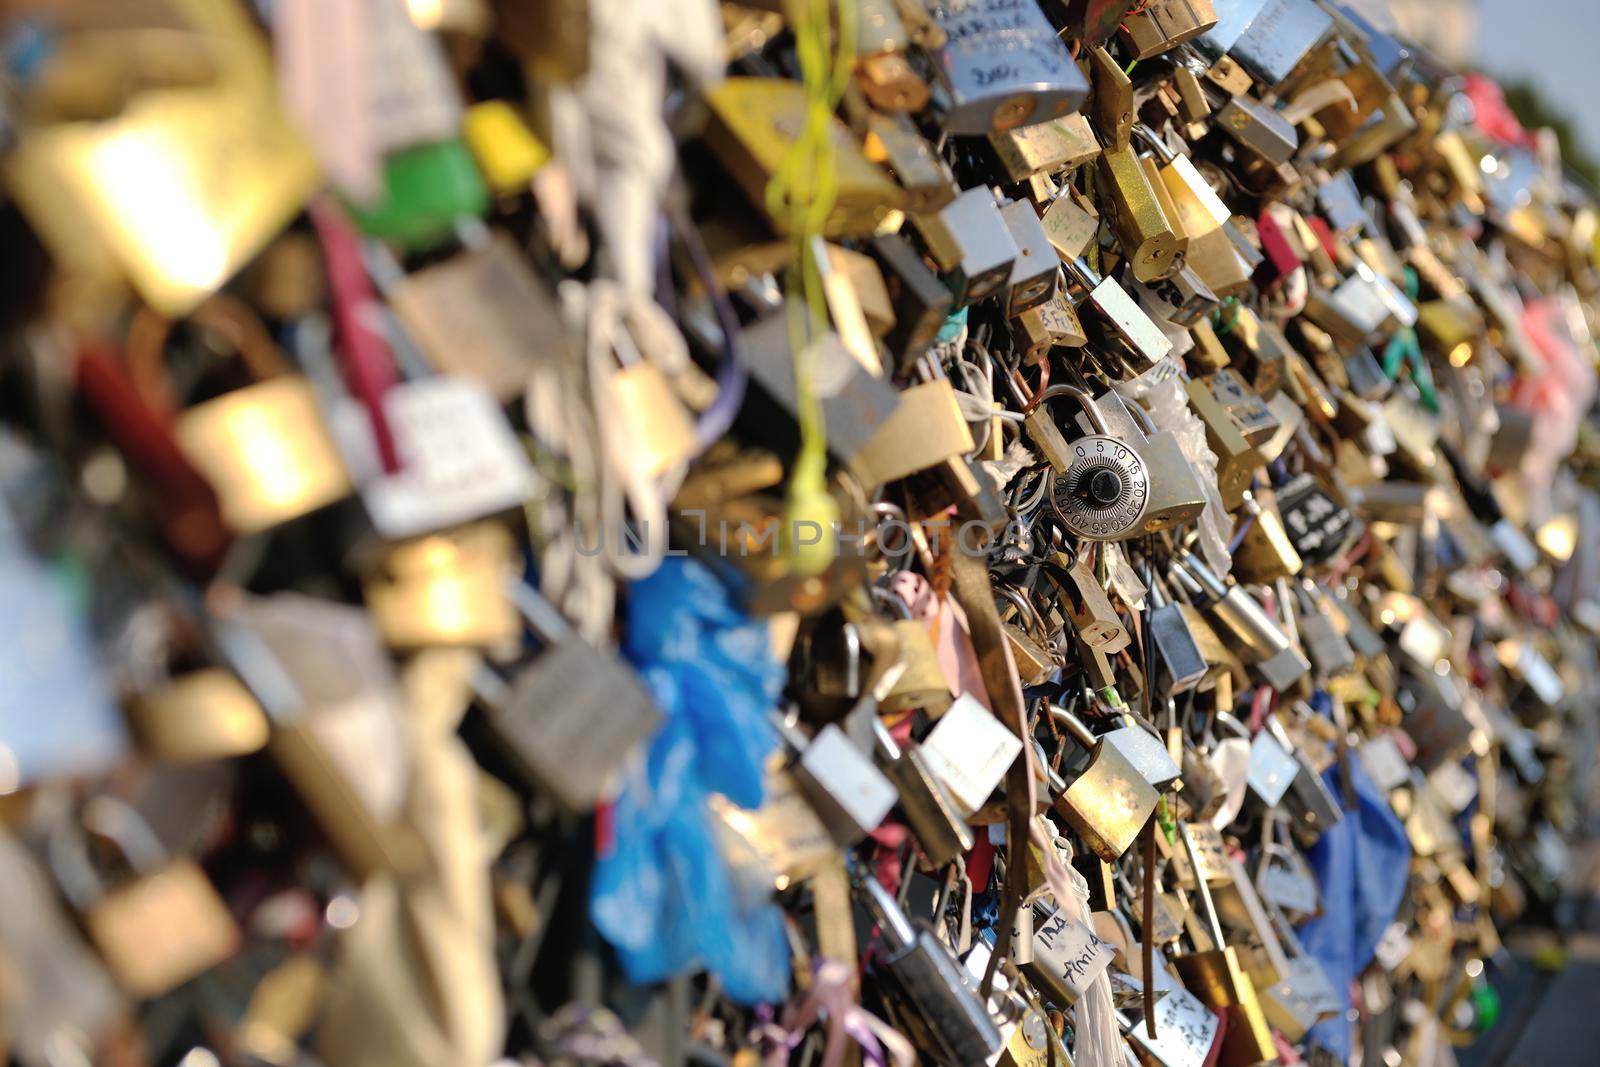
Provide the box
[590,558,791,1004]
[1297,758,1412,1061]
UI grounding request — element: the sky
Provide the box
[1476,0,1600,163]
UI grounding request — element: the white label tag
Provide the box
[920,693,1024,815]
[1128,986,1221,1067]
[1030,907,1114,999]
[339,377,536,539]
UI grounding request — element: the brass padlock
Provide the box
[130,297,353,535]
[989,112,1100,184]
[1050,706,1179,860]
[1185,375,1264,510]
[997,586,1058,687]
[1169,823,1279,1067]
[129,667,270,764]
[703,78,903,238]
[364,523,521,649]
[1088,45,1134,151]
[1098,143,1183,282]
[1120,0,1218,59]
[54,798,242,999]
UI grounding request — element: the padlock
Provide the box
[1169,823,1279,1067]
[913,186,1019,307]
[1257,916,1341,1042]
[1120,0,1218,59]
[1147,580,1209,695]
[862,111,960,213]
[1223,0,1334,87]
[52,797,242,999]
[853,378,976,487]
[127,297,353,535]
[482,583,664,815]
[1216,93,1298,165]
[1029,384,1152,541]
[1125,982,1224,1067]
[703,78,903,238]
[1051,706,1179,860]
[869,232,954,376]
[917,693,1024,817]
[997,586,1059,687]
[1011,292,1088,365]
[841,663,973,865]
[129,666,270,764]
[1053,550,1131,653]
[1254,833,1321,920]
[1063,258,1175,370]
[1293,580,1357,677]
[1171,551,1309,692]
[1094,391,1210,534]
[1025,898,1116,1004]
[1040,188,1101,264]
[989,112,1100,184]
[927,0,1089,136]
[1088,45,1134,151]
[1230,490,1304,584]
[461,100,548,196]
[1212,857,1292,991]
[1268,712,1345,840]
[364,523,521,649]
[998,198,1061,316]
[854,863,1005,1066]
[387,230,569,402]
[1098,141,1183,282]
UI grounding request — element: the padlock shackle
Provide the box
[1032,383,1112,436]
[996,585,1048,641]
[1048,704,1099,751]
[125,294,293,418]
[1131,123,1178,165]
[1064,256,1104,292]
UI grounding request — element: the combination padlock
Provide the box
[1032,384,1151,541]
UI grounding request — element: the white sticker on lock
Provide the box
[337,376,536,539]
[919,693,1024,816]
[1128,984,1221,1067]
[1031,907,1115,999]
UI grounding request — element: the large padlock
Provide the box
[1051,706,1179,860]
[854,862,1004,1066]
[1026,384,1153,541]
[927,0,1088,136]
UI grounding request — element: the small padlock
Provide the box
[1147,579,1209,695]
[129,666,270,765]
[869,231,954,376]
[128,297,353,535]
[1063,257,1175,370]
[52,797,242,999]
[913,186,1019,306]
[1119,0,1218,59]
[998,198,1061,316]
[1087,45,1134,151]
[1098,141,1183,283]
[996,585,1059,687]
[1171,550,1309,692]
[1029,384,1153,541]
[482,583,664,815]
[918,692,1024,817]
[989,112,1100,184]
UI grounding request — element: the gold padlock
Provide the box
[129,667,270,764]
[364,523,522,649]
[1098,143,1182,282]
[129,296,352,535]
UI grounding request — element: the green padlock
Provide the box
[348,139,491,252]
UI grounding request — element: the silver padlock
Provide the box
[1170,550,1310,691]
[927,0,1089,136]
[1063,257,1176,370]
[1029,384,1153,541]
